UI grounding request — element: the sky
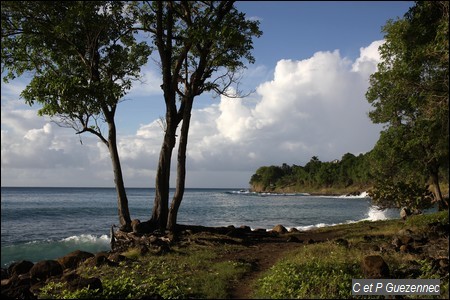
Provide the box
[1,1,414,188]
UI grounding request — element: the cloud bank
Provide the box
[1,41,384,188]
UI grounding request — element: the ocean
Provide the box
[1,187,400,267]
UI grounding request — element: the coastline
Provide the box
[2,210,448,299]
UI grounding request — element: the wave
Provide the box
[1,234,110,268]
[226,190,311,196]
[317,191,371,199]
[284,205,398,232]
[227,190,372,198]
[337,191,370,199]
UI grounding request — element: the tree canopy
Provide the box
[249,153,373,193]
[131,1,261,231]
[365,1,449,210]
[1,1,152,228]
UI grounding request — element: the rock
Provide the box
[29,260,63,281]
[1,279,37,299]
[288,227,299,233]
[89,252,116,267]
[335,238,349,248]
[272,224,288,234]
[239,225,252,232]
[7,260,34,278]
[361,255,390,279]
[57,250,94,270]
[64,272,103,293]
[1,268,8,280]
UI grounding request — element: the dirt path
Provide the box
[223,230,349,299]
[227,242,299,299]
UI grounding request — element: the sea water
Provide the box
[1,187,399,267]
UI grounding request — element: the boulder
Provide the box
[8,260,34,277]
[63,271,103,293]
[29,260,63,281]
[272,224,288,234]
[361,255,389,279]
[57,250,94,270]
[84,252,116,267]
[239,225,252,232]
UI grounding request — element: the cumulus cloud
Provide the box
[1,41,384,187]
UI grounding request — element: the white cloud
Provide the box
[352,40,384,75]
[1,41,384,188]
[127,65,163,97]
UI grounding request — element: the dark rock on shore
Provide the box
[361,255,390,279]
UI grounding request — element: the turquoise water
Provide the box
[1,187,398,267]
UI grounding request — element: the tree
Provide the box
[366,1,449,210]
[1,1,151,229]
[134,1,261,231]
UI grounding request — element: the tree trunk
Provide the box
[107,120,132,231]
[167,98,193,232]
[430,171,448,211]
[151,113,178,232]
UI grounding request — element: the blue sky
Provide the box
[1,1,413,188]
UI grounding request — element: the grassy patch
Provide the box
[39,244,251,299]
[254,211,449,299]
[253,242,363,299]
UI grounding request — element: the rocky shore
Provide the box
[2,211,449,299]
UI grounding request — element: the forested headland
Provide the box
[249,152,374,194]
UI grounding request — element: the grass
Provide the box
[39,242,252,299]
[37,211,449,299]
[253,210,449,299]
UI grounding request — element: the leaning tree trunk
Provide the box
[106,118,132,231]
[167,98,193,232]
[151,112,178,232]
[430,171,447,211]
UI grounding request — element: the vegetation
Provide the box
[1,1,151,230]
[365,1,449,210]
[1,1,261,233]
[250,1,449,212]
[255,210,449,299]
[39,243,252,299]
[249,152,373,194]
[36,211,448,299]
[131,1,262,232]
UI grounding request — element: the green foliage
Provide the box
[254,243,362,299]
[1,1,151,136]
[38,281,101,299]
[369,180,434,210]
[405,210,449,228]
[249,152,373,192]
[40,247,251,299]
[365,1,449,203]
